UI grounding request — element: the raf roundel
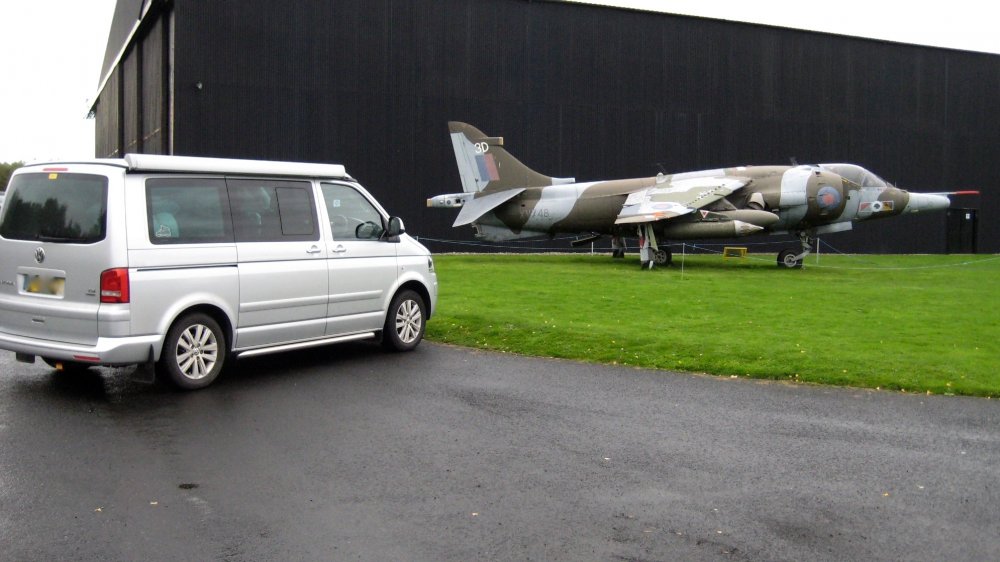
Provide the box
[816,185,842,214]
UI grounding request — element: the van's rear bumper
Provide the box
[0,331,162,366]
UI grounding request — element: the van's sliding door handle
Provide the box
[331,245,347,254]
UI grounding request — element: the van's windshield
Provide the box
[0,173,108,243]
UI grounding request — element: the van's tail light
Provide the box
[100,268,130,303]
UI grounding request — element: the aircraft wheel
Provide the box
[777,249,803,269]
[653,248,672,266]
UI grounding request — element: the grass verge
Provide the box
[426,253,1000,397]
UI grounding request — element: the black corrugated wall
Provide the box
[100,0,1000,253]
[95,1,169,158]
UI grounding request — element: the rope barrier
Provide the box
[413,236,999,271]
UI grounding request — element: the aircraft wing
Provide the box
[453,188,526,227]
[614,176,749,225]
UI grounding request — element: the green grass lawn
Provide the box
[426,253,1000,397]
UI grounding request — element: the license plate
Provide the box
[23,274,65,296]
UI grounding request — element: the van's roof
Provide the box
[23,154,351,180]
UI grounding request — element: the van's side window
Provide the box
[228,180,319,242]
[146,178,232,244]
[321,183,385,240]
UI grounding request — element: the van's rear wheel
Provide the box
[382,290,426,351]
[157,313,226,390]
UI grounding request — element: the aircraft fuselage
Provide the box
[471,165,923,241]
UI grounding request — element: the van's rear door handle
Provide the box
[306,245,322,254]
[332,245,347,254]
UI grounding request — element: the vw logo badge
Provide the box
[34,247,45,264]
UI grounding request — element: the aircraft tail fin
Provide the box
[448,121,572,193]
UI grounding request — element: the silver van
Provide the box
[0,154,437,389]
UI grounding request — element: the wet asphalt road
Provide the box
[0,342,997,561]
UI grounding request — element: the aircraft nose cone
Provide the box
[733,220,765,236]
[904,193,951,214]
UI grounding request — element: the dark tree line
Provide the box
[1,161,24,191]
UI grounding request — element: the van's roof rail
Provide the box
[123,154,350,179]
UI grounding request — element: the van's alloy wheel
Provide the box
[158,313,226,390]
[383,290,425,351]
[176,325,218,377]
[396,299,422,343]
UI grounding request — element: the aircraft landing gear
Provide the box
[638,224,660,269]
[777,231,815,269]
[653,248,672,266]
[777,249,803,269]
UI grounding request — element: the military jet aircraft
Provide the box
[428,122,976,268]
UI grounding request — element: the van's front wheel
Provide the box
[158,313,226,390]
[382,290,426,351]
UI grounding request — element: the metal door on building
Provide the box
[946,208,977,254]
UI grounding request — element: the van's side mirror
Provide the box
[387,217,405,239]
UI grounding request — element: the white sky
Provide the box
[1,0,998,164]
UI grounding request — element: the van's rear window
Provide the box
[0,173,108,243]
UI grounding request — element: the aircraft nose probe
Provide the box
[903,192,951,213]
[902,190,978,214]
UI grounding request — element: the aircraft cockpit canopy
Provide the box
[820,164,892,188]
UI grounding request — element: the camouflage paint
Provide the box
[430,123,953,244]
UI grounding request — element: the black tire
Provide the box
[777,249,803,269]
[41,357,92,374]
[382,290,426,351]
[157,313,226,390]
[653,248,672,266]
